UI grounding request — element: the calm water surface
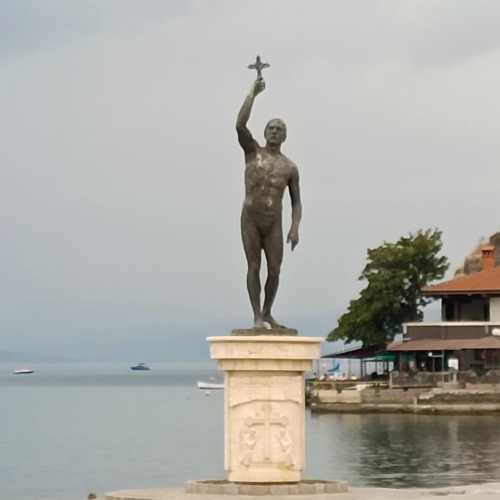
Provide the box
[1,363,500,500]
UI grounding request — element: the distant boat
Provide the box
[197,381,224,390]
[130,363,150,371]
[13,368,34,375]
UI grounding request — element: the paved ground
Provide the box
[105,482,500,500]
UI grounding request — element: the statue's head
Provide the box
[264,118,287,146]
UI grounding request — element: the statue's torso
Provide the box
[243,148,294,218]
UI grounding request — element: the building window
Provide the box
[484,302,490,321]
[445,300,455,321]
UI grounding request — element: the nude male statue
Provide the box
[236,74,302,329]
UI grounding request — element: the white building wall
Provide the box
[490,297,500,321]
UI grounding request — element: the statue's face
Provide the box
[264,119,287,145]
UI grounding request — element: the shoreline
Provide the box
[309,382,500,414]
[311,402,500,414]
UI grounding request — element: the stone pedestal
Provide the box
[208,335,322,483]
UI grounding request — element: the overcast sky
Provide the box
[1,1,500,359]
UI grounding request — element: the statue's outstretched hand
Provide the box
[287,227,299,251]
[251,78,266,98]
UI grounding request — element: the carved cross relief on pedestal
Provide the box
[240,403,293,468]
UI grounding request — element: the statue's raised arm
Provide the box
[236,56,270,154]
[236,79,264,153]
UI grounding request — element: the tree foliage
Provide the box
[328,229,449,346]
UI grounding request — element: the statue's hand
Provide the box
[251,78,265,98]
[287,227,299,251]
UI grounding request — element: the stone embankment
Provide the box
[309,382,500,414]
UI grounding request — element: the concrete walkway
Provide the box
[105,482,500,500]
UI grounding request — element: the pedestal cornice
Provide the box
[208,336,322,369]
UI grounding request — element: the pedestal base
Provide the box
[208,335,322,483]
[106,482,349,500]
[185,479,349,495]
[106,482,500,500]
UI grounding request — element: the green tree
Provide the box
[328,229,449,346]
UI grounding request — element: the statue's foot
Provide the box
[254,317,272,330]
[263,315,286,329]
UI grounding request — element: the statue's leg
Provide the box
[262,219,284,328]
[241,210,264,327]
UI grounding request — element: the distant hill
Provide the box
[0,300,342,362]
[0,350,69,362]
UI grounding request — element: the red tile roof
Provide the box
[388,336,500,351]
[423,266,500,296]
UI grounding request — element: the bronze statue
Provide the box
[236,56,302,329]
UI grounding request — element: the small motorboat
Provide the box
[130,362,150,371]
[197,380,224,390]
[13,368,34,375]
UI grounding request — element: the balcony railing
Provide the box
[403,322,500,340]
[390,369,500,388]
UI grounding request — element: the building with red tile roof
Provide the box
[388,246,500,372]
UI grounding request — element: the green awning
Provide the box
[363,353,397,362]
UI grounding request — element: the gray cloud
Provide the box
[0,1,190,56]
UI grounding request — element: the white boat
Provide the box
[13,368,34,375]
[197,380,224,390]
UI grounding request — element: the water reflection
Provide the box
[306,412,500,487]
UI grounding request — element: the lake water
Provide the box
[1,363,500,500]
